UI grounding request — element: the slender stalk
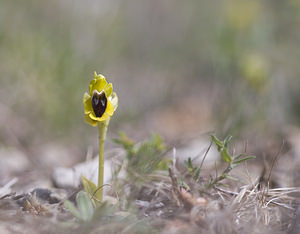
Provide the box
[207,164,232,188]
[97,118,110,202]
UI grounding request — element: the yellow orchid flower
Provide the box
[83,72,118,126]
[82,72,118,205]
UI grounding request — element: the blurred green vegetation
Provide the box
[114,132,169,177]
[1,0,300,146]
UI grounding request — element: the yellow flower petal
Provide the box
[84,95,93,114]
[89,111,97,120]
[106,100,114,116]
[111,92,118,111]
[84,114,98,126]
[94,78,108,93]
[83,92,90,103]
[89,79,96,95]
[101,113,110,121]
[89,111,108,122]
[84,97,94,114]
[94,71,105,79]
[89,76,107,95]
[104,83,113,97]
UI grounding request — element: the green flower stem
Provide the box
[97,118,110,202]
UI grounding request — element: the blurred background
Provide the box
[1,0,300,184]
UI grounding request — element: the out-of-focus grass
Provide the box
[1,0,300,146]
[57,132,298,234]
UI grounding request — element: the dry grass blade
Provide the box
[266,140,284,188]
[214,183,300,231]
[168,168,181,206]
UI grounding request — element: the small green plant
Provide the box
[64,191,94,222]
[82,72,118,205]
[207,134,255,187]
[183,134,255,188]
[184,157,201,182]
[64,191,120,224]
[114,133,170,176]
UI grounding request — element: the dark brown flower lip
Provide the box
[92,90,107,118]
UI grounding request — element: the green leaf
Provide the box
[151,133,166,151]
[221,148,232,163]
[233,153,247,160]
[184,157,196,174]
[113,132,135,158]
[157,158,171,170]
[81,175,97,195]
[193,167,201,181]
[64,200,81,219]
[224,135,232,148]
[188,157,192,167]
[232,155,256,164]
[93,202,116,220]
[76,191,94,222]
[211,134,223,151]
[127,134,167,175]
[81,175,101,206]
[183,159,189,169]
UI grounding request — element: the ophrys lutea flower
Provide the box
[82,72,118,206]
[83,72,118,126]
